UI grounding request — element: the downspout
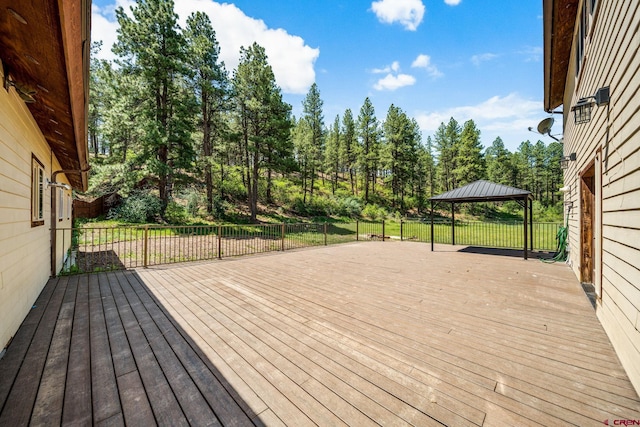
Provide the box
[50,167,90,277]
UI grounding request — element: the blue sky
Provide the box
[92,0,558,152]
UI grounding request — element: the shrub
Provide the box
[337,196,362,218]
[107,191,161,223]
[164,201,188,224]
[185,190,202,217]
[361,204,388,221]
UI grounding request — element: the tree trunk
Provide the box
[349,169,355,195]
[250,154,259,223]
[158,144,169,213]
[310,172,315,201]
[266,168,273,204]
[202,96,215,214]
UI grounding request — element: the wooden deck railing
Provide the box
[55,220,562,274]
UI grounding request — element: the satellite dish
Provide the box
[536,117,555,135]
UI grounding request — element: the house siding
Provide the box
[0,63,73,351]
[561,0,640,393]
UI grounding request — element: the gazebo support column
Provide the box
[523,195,528,260]
[430,200,434,251]
[529,197,534,251]
[451,203,455,246]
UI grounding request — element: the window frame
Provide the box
[58,187,64,222]
[67,192,72,221]
[31,154,45,227]
[576,0,601,78]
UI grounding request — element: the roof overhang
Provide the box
[0,0,91,190]
[543,0,579,112]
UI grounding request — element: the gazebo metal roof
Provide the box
[430,180,532,203]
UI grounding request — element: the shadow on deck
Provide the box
[0,270,261,426]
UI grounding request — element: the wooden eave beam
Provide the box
[0,0,90,191]
[59,0,91,191]
[543,0,579,112]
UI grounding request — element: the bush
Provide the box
[361,204,388,221]
[290,196,344,217]
[164,201,188,224]
[185,190,202,217]
[209,195,229,219]
[533,200,563,222]
[337,196,362,218]
[107,191,161,223]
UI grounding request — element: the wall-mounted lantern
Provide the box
[560,152,577,169]
[571,86,610,124]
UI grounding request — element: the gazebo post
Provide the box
[529,197,533,251]
[430,200,434,251]
[523,195,528,260]
[451,203,455,246]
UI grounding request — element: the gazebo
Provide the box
[429,180,534,259]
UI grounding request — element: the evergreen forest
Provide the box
[87,0,564,225]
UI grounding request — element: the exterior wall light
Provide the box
[571,86,610,124]
[561,152,577,169]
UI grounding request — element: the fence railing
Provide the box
[56,220,562,274]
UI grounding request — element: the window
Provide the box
[31,155,45,226]
[67,193,71,220]
[576,0,600,77]
[575,1,586,76]
[58,188,64,221]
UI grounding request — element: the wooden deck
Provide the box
[1,242,639,426]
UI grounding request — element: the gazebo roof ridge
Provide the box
[430,180,532,203]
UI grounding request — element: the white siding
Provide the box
[0,63,73,350]
[561,0,640,393]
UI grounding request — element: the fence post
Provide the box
[217,225,222,259]
[356,221,359,241]
[400,220,404,241]
[281,223,285,251]
[143,225,149,268]
[382,220,385,242]
[324,222,328,246]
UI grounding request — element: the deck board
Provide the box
[63,274,92,426]
[1,242,639,426]
[88,273,121,424]
[0,275,70,426]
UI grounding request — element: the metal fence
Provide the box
[56,220,562,274]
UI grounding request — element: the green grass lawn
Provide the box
[65,219,561,251]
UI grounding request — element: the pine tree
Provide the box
[114,0,194,214]
[232,42,291,222]
[434,118,460,192]
[357,97,379,202]
[381,105,418,209]
[324,115,342,195]
[184,11,229,214]
[292,116,313,202]
[340,109,358,195]
[301,83,325,200]
[485,137,511,185]
[454,119,485,186]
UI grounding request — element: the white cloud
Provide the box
[374,73,416,91]
[372,61,401,74]
[371,0,425,31]
[415,93,548,149]
[444,0,462,5]
[411,54,443,77]
[518,46,543,62]
[470,53,498,66]
[91,0,319,95]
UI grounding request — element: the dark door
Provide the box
[580,164,595,283]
